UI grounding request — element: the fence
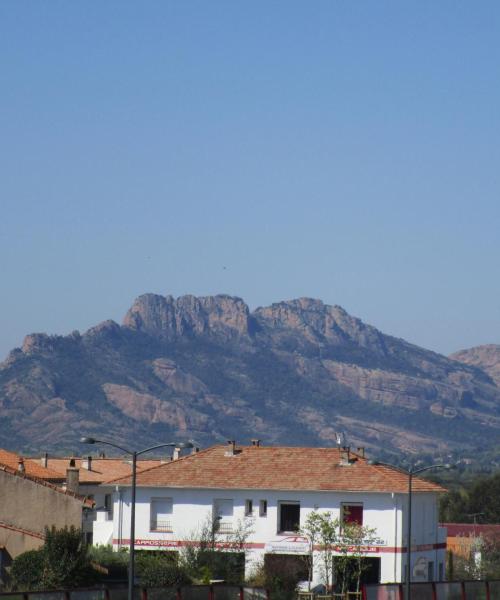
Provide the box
[0,585,269,600]
[363,580,500,599]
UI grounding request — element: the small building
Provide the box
[442,522,500,576]
[0,459,93,583]
[94,442,447,586]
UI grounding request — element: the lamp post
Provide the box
[369,460,451,599]
[81,437,193,600]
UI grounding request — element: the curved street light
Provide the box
[81,437,193,600]
[369,460,452,599]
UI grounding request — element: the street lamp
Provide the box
[369,460,451,599]
[81,437,193,600]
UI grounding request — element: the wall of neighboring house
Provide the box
[93,485,445,585]
[78,483,114,544]
[0,469,85,559]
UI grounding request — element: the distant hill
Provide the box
[1,293,499,463]
[450,345,500,388]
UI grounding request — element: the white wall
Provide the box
[92,485,445,584]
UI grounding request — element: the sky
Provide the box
[1,1,499,360]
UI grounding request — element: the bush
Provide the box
[9,526,97,591]
[88,545,129,582]
[41,526,97,589]
[9,549,45,590]
[135,552,190,587]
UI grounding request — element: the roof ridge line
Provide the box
[105,444,221,485]
[0,463,94,507]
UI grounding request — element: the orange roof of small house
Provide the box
[0,449,64,481]
[442,523,500,538]
[108,445,447,494]
[40,457,163,484]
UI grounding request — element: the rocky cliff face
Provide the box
[123,294,251,339]
[1,293,499,461]
[450,345,500,388]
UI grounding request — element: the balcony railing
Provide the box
[150,518,173,532]
[217,521,233,534]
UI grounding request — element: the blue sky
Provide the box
[1,1,499,359]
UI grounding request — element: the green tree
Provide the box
[340,523,379,593]
[9,527,96,591]
[41,526,96,589]
[301,510,339,591]
[180,514,252,583]
[9,549,45,590]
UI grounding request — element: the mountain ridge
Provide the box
[1,293,499,463]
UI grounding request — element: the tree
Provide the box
[340,523,379,593]
[180,514,252,583]
[41,526,96,589]
[9,549,45,591]
[301,511,339,591]
[9,526,96,591]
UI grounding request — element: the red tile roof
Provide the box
[40,457,162,484]
[0,449,64,481]
[109,445,447,493]
[442,523,500,538]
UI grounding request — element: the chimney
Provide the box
[82,456,92,471]
[18,458,25,474]
[356,447,365,459]
[340,446,351,466]
[251,439,261,447]
[40,452,48,468]
[191,446,200,455]
[172,447,181,461]
[66,458,79,494]
[225,440,236,456]
[99,451,106,459]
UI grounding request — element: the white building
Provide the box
[93,442,447,586]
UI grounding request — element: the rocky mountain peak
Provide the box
[1,291,499,459]
[254,297,387,354]
[123,293,251,339]
[21,331,81,355]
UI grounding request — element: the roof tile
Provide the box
[109,445,447,493]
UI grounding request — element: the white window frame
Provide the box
[213,498,234,534]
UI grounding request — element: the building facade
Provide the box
[0,460,93,583]
[94,443,447,586]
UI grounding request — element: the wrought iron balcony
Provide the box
[150,518,173,532]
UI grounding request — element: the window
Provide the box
[214,498,234,534]
[150,497,173,532]
[341,503,363,526]
[278,501,300,533]
[259,499,268,517]
[104,493,112,512]
[245,499,253,516]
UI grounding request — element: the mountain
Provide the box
[1,293,499,463]
[450,345,500,388]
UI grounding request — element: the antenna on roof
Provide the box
[335,431,347,447]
